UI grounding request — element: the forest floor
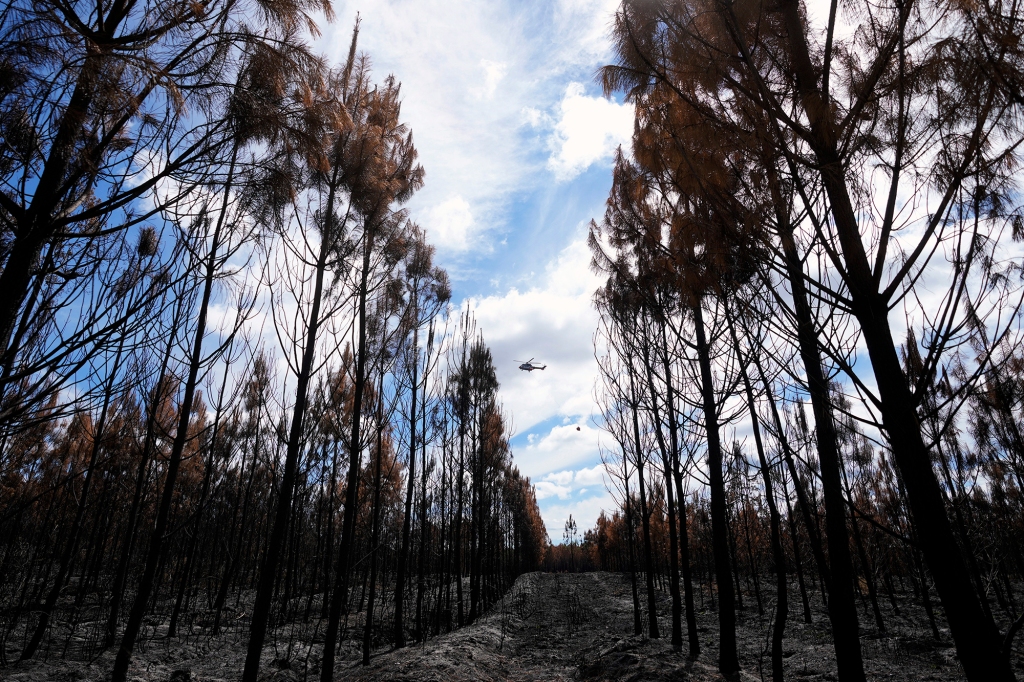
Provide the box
[5,571,1016,681]
[343,571,976,682]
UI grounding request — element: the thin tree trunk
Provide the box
[212,415,260,635]
[112,198,226,682]
[660,314,699,655]
[416,331,432,641]
[469,400,481,623]
[320,224,374,682]
[242,174,337,682]
[782,469,812,623]
[640,324,681,648]
[728,309,787,682]
[169,359,232,638]
[21,336,127,660]
[623,461,643,636]
[413,385,430,638]
[394,319,419,647]
[362,376,386,665]
[692,301,737,675]
[627,358,660,639]
[455,382,466,628]
[763,149,864,680]
[105,305,181,647]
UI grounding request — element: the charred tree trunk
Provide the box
[242,174,337,682]
[628,358,660,640]
[729,310,787,682]
[455,380,467,628]
[112,204,226,682]
[105,308,181,647]
[394,321,419,647]
[320,226,374,682]
[623,461,644,636]
[169,361,232,638]
[641,324,681,649]
[692,301,737,675]
[21,336,126,660]
[661,316,699,655]
[415,331,432,641]
[782,470,813,624]
[761,145,864,679]
[362,376,386,665]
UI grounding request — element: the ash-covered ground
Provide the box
[5,571,1014,681]
[343,572,976,682]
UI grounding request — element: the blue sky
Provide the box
[313,0,631,541]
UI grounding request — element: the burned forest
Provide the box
[3,0,1024,680]
[0,6,547,680]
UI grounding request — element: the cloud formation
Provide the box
[477,59,509,100]
[317,1,625,257]
[516,422,602,481]
[534,465,609,499]
[471,235,602,432]
[548,82,634,181]
[533,464,614,542]
[422,196,476,251]
[540,489,616,543]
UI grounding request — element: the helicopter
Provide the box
[517,358,547,372]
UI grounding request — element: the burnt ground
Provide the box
[5,571,1021,681]
[343,571,976,682]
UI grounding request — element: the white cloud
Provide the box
[530,463,616,542]
[316,1,623,262]
[535,481,572,500]
[471,234,602,431]
[538,465,608,491]
[516,423,601,480]
[547,82,634,181]
[553,0,623,60]
[521,106,549,128]
[543,470,576,486]
[422,195,476,251]
[574,464,606,487]
[542,490,616,543]
[476,59,509,99]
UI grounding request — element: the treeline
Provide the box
[587,0,1024,681]
[0,4,545,680]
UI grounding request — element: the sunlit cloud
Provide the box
[547,82,634,181]
[540,490,616,543]
[476,59,509,99]
[422,195,477,252]
[531,464,615,541]
[471,235,602,431]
